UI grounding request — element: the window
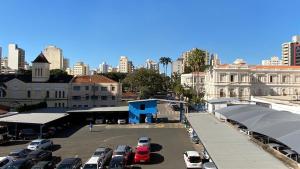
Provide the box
[92,86,99,91]
[220,74,226,82]
[91,95,98,100]
[101,96,107,100]
[101,87,108,91]
[282,76,288,83]
[72,96,81,100]
[62,103,65,107]
[85,95,89,100]
[58,103,61,107]
[270,76,273,83]
[55,103,57,107]
[73,86,80,91]
[230,75,234,82]
[112,96,116,100]
[85,86,89,90]
[140,104,145,110]
[84,105,88,108]
[62,91,65,98]
[27,90,31,98]
[55,91,58,98]
[282,89,287,96]
[220,89,225,97]
[59,91,61,98]
[111,86,115,91]
[46,91,49,98]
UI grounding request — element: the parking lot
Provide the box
[0,124,195,169]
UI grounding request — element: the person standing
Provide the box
[89,122,93,132]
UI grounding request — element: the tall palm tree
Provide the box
[165,57,172,76]
[159,57,167,75]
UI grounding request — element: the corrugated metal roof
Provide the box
[186,113,288,169]
[0,112,68,124]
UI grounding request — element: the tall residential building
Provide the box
[145,59,159,72]
[73,62,89,76]
[262,56,282,66]
[99,62,109,73]
[171,58,184,74]
[0,46,2,73]
[63,58,69,70]
[210,53,221,66]
[1,57,8,69]
[119,56,133,73]
[282,35,300,66]
[8,44,25,70]
[43,45,63,70]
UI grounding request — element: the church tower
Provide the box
[32,52,50,82]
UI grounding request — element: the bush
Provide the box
[16,102,47,112]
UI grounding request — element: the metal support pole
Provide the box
[39,125,44,139]
[15,123,18,140]
[179,103,183,123]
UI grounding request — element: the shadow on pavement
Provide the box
[53,124,84,138]
[0,140,30,146]
[150,143,162,152]
[51,144,61,152]
[149,153,164,164]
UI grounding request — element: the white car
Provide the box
[137,136,151,147]
[0,156,14,169]
[117,119,126,124]
[183,151,202,169]
[27,139,53,151]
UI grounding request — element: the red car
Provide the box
[134,146,150,163]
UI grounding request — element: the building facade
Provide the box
[282,35,300,66]
[8,44,25,70]
[99,62,109,73]
[171,58,184,75]
[145,59,159,72]
[262,56,282,66]
[205,59,300,100]
[43,45,64,70]
[63,58,69,70]
[119,56,133,73]
[73,62,89,76]
[181,72,206,90]
[69,75,121,108]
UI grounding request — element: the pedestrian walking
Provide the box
[89,122,93,132]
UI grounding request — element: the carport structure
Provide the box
[186,113,288,169]
[216,104,300,161]
[0,112,69,138]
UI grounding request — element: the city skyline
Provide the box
[1,0,300,69]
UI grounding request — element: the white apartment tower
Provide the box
[145,59,159,72]
[43,45,63,70]
[262,56,282,66]
[73,61,89,76]
[8,44,25,70]
[171,58,184,74]
[99,62,109,73]
[63,58,69,70]
[282,35,300,66]
[119,56,131,73]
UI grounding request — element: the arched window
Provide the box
[282,89,287,96]
[220,89,225,97]
[229,89,236,97]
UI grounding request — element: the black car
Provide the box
[27,150,52,163]
[108,156,126,169]
[56,158,82,169]
[93,147,113,168]
[19,129,39,140]
[31,161,55,169]
[3,158,34,169]
[8,149,32,159]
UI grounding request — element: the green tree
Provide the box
[100,72,127,82]
[50,69,68,76]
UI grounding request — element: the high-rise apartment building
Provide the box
[8,44,25,70]
[282,35,300,66]
[43,45,63,70]
[1,57,8,69]
[171,58,184,74]
[73,62,89,76]
[63,58,69,70]
[145,59,159,72]
[119,56,133,73]
[0,46,2,73]
[99,62,109,73]
[262,56,282,66]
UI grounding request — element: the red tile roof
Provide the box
[72,75,117,83]
[252,65,300,70]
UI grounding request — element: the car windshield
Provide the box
[139,140,148,143]
[30,142,39,145]
[57,164,72,169]
[114,151,124,156]
[189,156,201,163]
[137,151,148,155]
[109,161,123,168]
[83,164,97,169]
[93,151,104,156]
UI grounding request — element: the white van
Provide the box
[82,156,101,169]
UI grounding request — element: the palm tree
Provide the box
[165,57,172,76]
[159,57,167,75]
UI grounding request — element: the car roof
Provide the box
[95,147,106,152]
[61,158,80,164]
[85,157,100,164]
[136,146,149,151]
[138,137,150,140]
[31,139,46,142]
[115,145,128,152]
[186,151,200,157]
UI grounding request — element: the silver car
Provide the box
[137,137,151,147]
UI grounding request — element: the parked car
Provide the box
[183,151,202,169]
[92,147,113,167]
[108,156,126,169]
[8,149,31,159]
[113,145,132,162]
[191,136,200,144]
[117,119,126,125]
[19,129,39,140]
[134,146,150,163]
[137,137,151,147]
[82,156,102,169]
[27,139,53,151]
[27,150,52,163]
[31,161,55,169]
[3,158,34,169]
[202,162,217,169]
[56,158,82,169]
[0,156,14,169]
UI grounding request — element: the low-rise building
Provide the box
[69,75,122,108]
[181,72,205,90]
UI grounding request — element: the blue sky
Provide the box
[0,0,300,69]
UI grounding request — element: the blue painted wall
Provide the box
[128,100,157,124]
